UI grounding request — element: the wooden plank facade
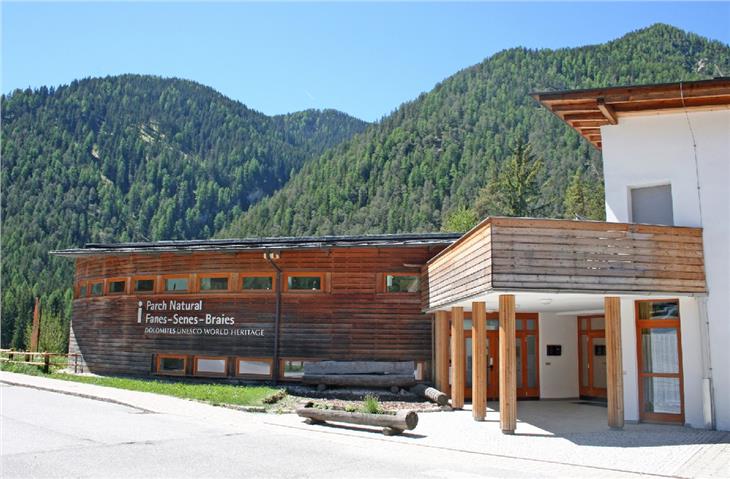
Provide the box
[425,217,706,310]
[66,242,453,378]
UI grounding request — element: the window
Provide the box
[200,277,229,291]
[108,280,126,294]
[636,299,684,423]
[157,354,187,376]
[90,282,103,296]
[135,278,155,293]
[236,358,272,378]
[286,274,322,292]
[242,275,273,291]
[631,184,673,225]
[193,356,227,377]
[164,277,189,292]
[386,274,419,293]
[78,283,87,298]
[281,359,314,379]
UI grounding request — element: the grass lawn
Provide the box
[0,361,284,408]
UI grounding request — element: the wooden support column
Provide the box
[450,307,465,409]
[434,310,450,395]
[472,301,487,421]
[605,296,624,429]
[499,295,516,434]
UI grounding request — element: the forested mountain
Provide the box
[3,24,729,352]
[222,24,730,237]
[1,75,367,348]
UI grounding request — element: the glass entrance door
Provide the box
[636,300,684,424]
[578,315,607,399]
[462,313,538,400]
[516,317,539,398]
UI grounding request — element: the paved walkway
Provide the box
[2,372,729,478]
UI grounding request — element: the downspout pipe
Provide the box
[265,251,283,385]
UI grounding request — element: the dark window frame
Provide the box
[156,354,187,376]
[284,273,325,293]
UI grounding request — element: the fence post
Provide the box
[74,354,78,374]
[44,354,50,373]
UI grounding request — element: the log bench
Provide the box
[302,361,417,392]
[296,403,418,435]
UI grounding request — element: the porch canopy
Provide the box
[422,216,706,432]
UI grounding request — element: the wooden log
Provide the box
[450,307,465,409]
[499,295,516,434]
[472,301,487,421]
[434,310,450,394]
[30,297,41,353]
[605,296,624,429]
[304,360,414,375]
[410,384,448,406]
[302,374,416,388]
[296,406,418,434]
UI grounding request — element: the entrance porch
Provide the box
[424,217,708,432]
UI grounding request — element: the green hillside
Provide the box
[221,24,729,237]
[0,75,367,348]
[2,24,728,352]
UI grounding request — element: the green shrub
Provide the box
[362,394,382,414]
[0,361,47,375]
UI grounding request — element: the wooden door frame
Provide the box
[462,312,539,400]
[635,299,685,424]
[577,315,608,399]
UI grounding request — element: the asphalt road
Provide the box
[0,383,660,478]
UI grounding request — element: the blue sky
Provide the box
[2,2,728,122]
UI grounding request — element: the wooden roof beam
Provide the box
[569,119,611,128]
[597,97,618,125]
[563,112,607,121]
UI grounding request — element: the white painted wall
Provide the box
[602,110,730,430]
[680,297,706,429]
[539,313,579,399]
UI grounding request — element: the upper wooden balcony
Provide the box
[423,217,706,310]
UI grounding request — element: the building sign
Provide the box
[137,300,265,337]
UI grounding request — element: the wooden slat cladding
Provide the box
[69,246,444,376]
[424,217,706,310]
[424,223,492,309]
[489,218,706,294]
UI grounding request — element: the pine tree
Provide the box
[475,141,545,218]
[442,206,479,232]
[563,168,606,220]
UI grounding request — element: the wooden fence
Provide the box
[0,349,83,373]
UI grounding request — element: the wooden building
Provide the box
[53,78,728,432]
[53,234,459,381]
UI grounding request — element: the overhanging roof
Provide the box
[532,77,730,150]
[50,232,462,257]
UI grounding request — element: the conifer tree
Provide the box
[475,141,545,218]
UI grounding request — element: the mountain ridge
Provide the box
[2,23,729,352]
[220,23,730,238]
[1,74,367,348]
